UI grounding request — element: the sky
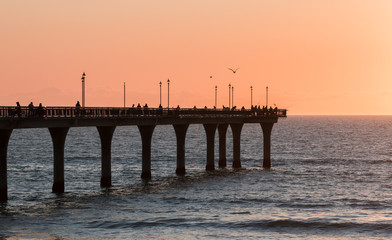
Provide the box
[1,0,392,115]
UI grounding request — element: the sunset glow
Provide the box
[1,0,391,114]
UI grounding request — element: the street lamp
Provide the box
[228,84,231,109]
[167,79,170,109]
[232,86,234,109]
[81,72,86,107]
[124,82,126,108]
[159,81,162,107]
[266,86,269,107]
[215,85,217,108]
[250,86,253,108]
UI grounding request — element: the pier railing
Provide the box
[0,106,287,119]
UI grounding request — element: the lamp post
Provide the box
[228,84,231,109]
[81,72,86,107]
[215,85,217,108]
[250,86,253,108]
[159,81,162,107]
[266,86,269,107]
[167,79,170,109]
[232,86,234,108]
[124,82,126,108]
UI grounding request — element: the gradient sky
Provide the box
[1,0,392,114]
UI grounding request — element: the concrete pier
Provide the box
[49,127,69,193]
[173,124,189,175]
[97,126,116,187]
[203,124,217,171]
[230,123,243,168]
[218,124,228,168]
[0,105,285,201]
[0,129,12,202]
[137,125,155,179]
[261,123,274,168]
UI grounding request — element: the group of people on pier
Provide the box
[2,101,283,118]
[8,101,45,118]
[250,105,280,116]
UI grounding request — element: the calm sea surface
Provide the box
[1,116,392,239]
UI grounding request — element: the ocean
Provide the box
[1,116,392,239]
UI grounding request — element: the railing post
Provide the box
[0,129,13,202]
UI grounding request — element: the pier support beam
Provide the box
[49,127,69,193]
[173,124,189,175]
[0,129,12,202]
[203,124,217,171]
[97,126,116,187]
[230,123,243,168]
[218,124,228,168]
[137,125,155,179]
[260,123,274,168]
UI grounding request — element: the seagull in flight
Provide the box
[228,68,239,74]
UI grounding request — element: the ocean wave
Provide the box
[227,219,392,234]
[299,158,392,165]
[86,218,392,235]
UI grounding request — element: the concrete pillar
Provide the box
[261,123,274,168]
[137,125,155,179]
[0,129,13,202]
[97,126,116,187]
[173,124,189,175]
[49,127,69,193]
[230,123,243,168]
[218,124,228,168]
[203,124,217,171]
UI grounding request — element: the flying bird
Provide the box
[228,68,239,74]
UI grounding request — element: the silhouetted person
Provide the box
[28,102,34,117]
[15,102,21,117]
[144,104,149,115]
[175,105,180,116]
[37,103,44,117]
[137,103,141,115]
[75,101,81,116]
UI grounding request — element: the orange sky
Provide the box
[1,1,392,114]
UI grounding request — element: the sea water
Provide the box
[1,116,392,239]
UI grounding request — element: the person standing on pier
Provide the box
[75,101,81,116]
[15,102,21,117]
[37,103,44,117]
[28,102,34,117]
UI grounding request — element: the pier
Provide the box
[0,105,286,202]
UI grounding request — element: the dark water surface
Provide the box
[1,116,392,239]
